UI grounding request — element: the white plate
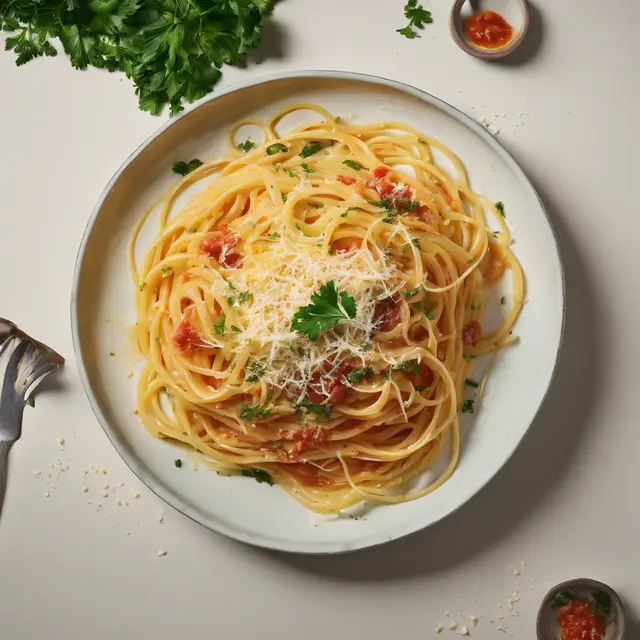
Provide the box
[71,71,564,554]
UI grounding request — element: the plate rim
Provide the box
[70,69,566,554]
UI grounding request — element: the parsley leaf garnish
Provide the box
[465,378,479,388]
[342,159,363,171]
[266,143,288,155]
[495,201,506,217]
[174,459,182,468]
[1,0,276,116]
[26,393,35,408]
[241,468,274,486]
[238,139,256,152]
[301,163,315,174]
[299,142,322,158]
[287,169,297,177]
[160,267,173,278]
[240,404,272,420]
[291,281,357,340]
[172,159,203,176]
[397,0,433,39]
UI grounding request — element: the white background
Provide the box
[1,0,639,638]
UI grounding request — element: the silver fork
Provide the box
[0,319,64,516]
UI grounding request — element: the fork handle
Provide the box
[0,439,13,520]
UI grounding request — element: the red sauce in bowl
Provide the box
[464,11,514,50]
[557,600,606,640]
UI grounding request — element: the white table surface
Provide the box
[1,1,639,638]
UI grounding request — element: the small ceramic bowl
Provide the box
[449,0,529,60]
[537,578,626,640]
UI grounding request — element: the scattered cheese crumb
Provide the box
[56,437,65,447]
[434,623,443,634]
[157,549,168,557]
[127,370,133,378]
[130,488,140,499]
[103,482,110,490]
[81,485,88,493]
[125,531,130,536]
[159,515,164,524]
[44,492,50,498]
[457,627,469,636]
[116,497,122,506]
[469,615,478,627]
[448,621,458,631]
[101,491,109,498]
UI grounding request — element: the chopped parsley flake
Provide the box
[295,401,331,419]
[266,143,288,155]
[172,159,203,176]
[501,296,506,305]
[213,317,226,336]
[301,163,315,174]
[403,286,422,299]
[342,159,363,171]
[26,393,35,408]
[174,459,182,468]
[287,169,297,178]
[495,201,505,217]
[160,267,173,278]
[241,468,274,486]
[109,351,115,357]
[237,139,255,153]
[299,142,322,158]
[346,367,374,384]
[465,378,479,388]
[240,404,272,420]
[461,399,475,414]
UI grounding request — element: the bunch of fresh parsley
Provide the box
[0,0,276,116]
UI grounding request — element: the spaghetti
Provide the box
[129,104,524,514]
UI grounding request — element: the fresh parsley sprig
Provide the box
[397,0,433,39]
[291,281,357,340]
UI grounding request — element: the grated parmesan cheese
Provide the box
[224,230,408,398]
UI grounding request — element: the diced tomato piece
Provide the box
[373,298,402,332]
[337,174,356,185]
[406,204,437,226]
[305,361,353,405]
[203,375,220,389]
[281,427,327,456]
[287,463,331,486]
[172,320,205,353]
[372,166,391,179]
[414,361,434,389]
[200,228,241,268]
[463,320,481,346]
[334,239,360,254]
